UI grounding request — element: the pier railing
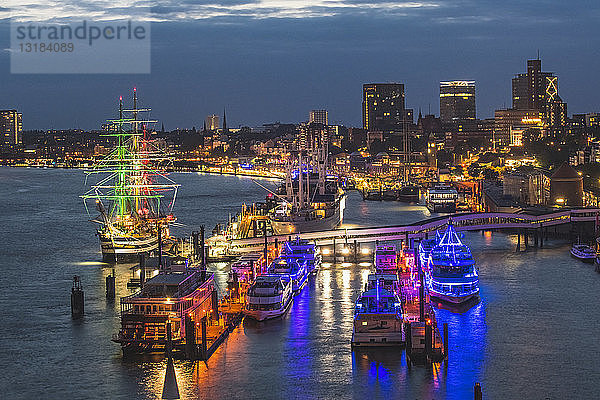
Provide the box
[228,208,600,251]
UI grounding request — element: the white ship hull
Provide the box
[271,196,344,235]
[100,234,159,261]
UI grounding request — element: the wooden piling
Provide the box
[425,320,432,362]
[524,229,529,248]
[184,314,197,360]
[71,276,84,319]
[534,229,539,248]
[201,316,207,360]
[139,253,146,288]
[516,231,521,252]
[443,322,448,358]
[474,382,482,400]
[200,225,205,267]
[212,290,219,321]
[106,273,115,300]
[353,239,358,262]
[192,231,199,261]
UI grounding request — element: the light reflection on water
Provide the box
[2,169,600,399]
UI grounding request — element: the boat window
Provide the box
[134,305,139,313]
[153,305,157,313]
[146,305,151,313]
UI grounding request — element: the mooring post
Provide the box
[262,221,268,268]
[212,289,219,322]
[158,224,163,271]
[539,225,544,248]
[139,253,146,288]
[534,229,539,248]
[333,237,336,260]
[201,316,207,360]
[184,314,196,360]
[524,229,529,248]
[106,270,115,300]
[415,247,424,322]
[192,231,199,261]
[71,276,84,319]
[200,225,206,267]
[425,320,432,362]
[353,239,358,262]
[443,322,449,359]
[516,231,521,252]
[474,382,482,400]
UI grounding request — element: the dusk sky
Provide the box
[1,1,599,130]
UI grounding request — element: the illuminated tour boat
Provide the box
[113,267,214,354]
[280,236,322,274]
[243,275,293,321]
[268,257,309,292]
[423,220,479,304]
[374,244,399,273]
[418,230,442,268]
[352,275,404,347]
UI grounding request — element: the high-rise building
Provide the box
[511,58,566,126]
[309,110,328,126]
[362,83,412,133]
[439,81,476,123]
[0,110,23,147]
[205,114,219,131]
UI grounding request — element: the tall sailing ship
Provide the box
[82,89,179,262]
[269,131,345,235]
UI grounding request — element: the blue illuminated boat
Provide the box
[268,257,309,292]
[280,237,322,274]
[351,276,404,347]
[423,221,479,304]
[418,230,442,268]
[244,275,293,321]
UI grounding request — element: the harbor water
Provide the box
[1,168,599,399]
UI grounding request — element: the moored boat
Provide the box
[268,257,309,292]
[243,275,293,321]
[351,280,404,347]
[112,267,214,354]
[426,183,458,213]
[571,244,595,263]
[423,221,479,304]
[280,236,322,274]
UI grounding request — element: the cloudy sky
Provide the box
[1,1,599,130]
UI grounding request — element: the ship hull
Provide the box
[243,296,293,321]
[270,197,344,235]
[428,289,479,304]
[100,234,159,262]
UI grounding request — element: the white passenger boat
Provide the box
[243,275,293,321]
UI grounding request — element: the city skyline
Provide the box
[1,1,599,130]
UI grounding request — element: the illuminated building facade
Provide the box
[362,83,413,134]
[511,58,567,127]
[309,110,328,126]
[494,109,544,147]
[0,110,23,147]
[205,114,219,131]
[440,81,476,122]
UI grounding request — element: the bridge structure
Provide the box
[228,208,600,253]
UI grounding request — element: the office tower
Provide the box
[512,58,567,127]
[205,114,220,131]
[0,110,23,147]
[362,83,412,133]
[309,110,328,126]
[439,81,476,122]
